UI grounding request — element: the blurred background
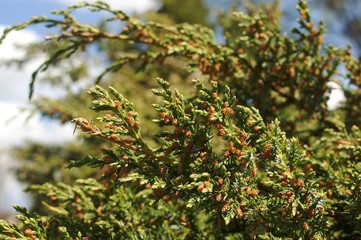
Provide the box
[0,0,360,220]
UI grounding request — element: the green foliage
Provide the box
[158,0,209,26]
[1,0,361,239]
[68,81,327,238]
[0,205,47,240]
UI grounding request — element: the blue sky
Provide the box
[1,0,64,25]
[0,0,160,33]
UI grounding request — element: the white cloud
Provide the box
[0,63,41,102]
[0,26,40,60]
[0,26,76,218]
[327,81,346,110]
[0,25,74,148]
[0,25,43,102]
[0,102,75,148]
[0,152,32,216]
[51,0,160,14]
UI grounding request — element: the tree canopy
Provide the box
[1,0,361,239]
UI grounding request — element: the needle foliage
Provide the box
[1,0,361,239]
